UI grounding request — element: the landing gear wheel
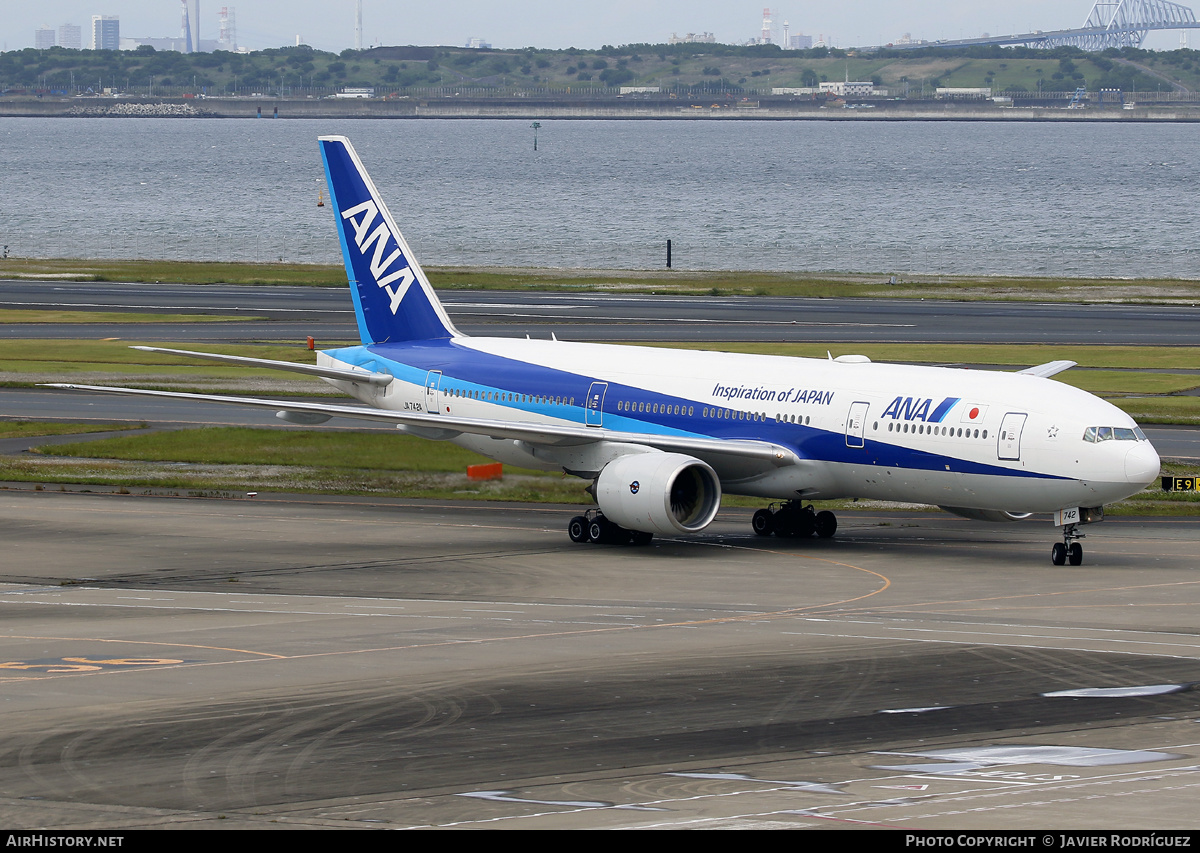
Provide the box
[773,506,799,538]
[568,515,591,543]
[1053,521,1086,566]
[752,509,774,537]
[588,518,612,544]
[630,530,654,546]
[815,510,838,539]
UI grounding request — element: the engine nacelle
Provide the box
[939,506,1032,523]
[595,452,722,535]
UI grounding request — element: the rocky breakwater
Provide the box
[67,101,214,117]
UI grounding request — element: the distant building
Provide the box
[58,23,82,50]
[120,36,191,52]
[669,32,716,44]
[935,87,992,100]
[91,15,119,51]
[466,37,491,49]
[820,81,874,97]
[788,34,813,49]
[35,26,56,50]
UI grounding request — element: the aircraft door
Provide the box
[845,401,869,448]
[585,381,608,427]
[997,412,1027,461]
[425,370,443,414]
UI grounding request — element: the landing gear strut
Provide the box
[1051,523,1084,566]
[567,510,653,546]
[752,501,837,540]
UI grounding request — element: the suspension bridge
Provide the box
[887,0,1200,51]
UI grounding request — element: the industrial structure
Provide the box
[180,1,193,53]
[218,7,236,52]
[890,0,1200,51]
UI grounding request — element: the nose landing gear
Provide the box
[1051,523,1085,566]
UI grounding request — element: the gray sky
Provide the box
[4,1,1192,53]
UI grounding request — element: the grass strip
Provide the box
[4,258,1200,302]
[0,420,140,440]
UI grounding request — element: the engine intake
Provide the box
[596,452,722,534]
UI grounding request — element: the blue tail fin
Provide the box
[318,135,459,345]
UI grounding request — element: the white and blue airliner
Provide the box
[51,136,1161,565]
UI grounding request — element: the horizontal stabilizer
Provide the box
[1017,360,1076,378]
[131,346,394,387]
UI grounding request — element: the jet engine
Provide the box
[938,506,1032,523]
[595,452,722,535]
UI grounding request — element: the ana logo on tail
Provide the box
[341,199,415,314]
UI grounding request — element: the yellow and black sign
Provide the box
[1162,476,1197,492]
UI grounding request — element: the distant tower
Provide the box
[90,15,120,51]
[180,0,192,53]
[194,1,201,51]
[355,0,363,50]
[35,25,56,50]
[761,8,773,43]
[58,23,81,49]
[783,20,789,49]
[218,7,236,51]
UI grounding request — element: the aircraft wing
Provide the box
[41,383,799,468]
[1017,360,1076,378]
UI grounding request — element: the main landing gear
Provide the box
[568,510,654,546]
[752,501,837,540]
[1051,523,1085,566]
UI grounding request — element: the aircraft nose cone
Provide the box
[1125,442,1160,488]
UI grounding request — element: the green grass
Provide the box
[34,426,524,472]
[0,420,140,440]
[6,259,1200,303]
[643,341,1200,370]
[1111,396,1200,425]
[1113,462,1200,515]
[12,426,589,503]
[0,258,346,286]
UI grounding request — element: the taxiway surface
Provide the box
[1,490,1198,830]
[3,280,1199,345]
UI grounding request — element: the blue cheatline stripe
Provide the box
[321,341,1069,482]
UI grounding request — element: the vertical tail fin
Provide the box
[318,135,459,345]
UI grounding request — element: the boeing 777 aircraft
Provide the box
[50,136,1160,565]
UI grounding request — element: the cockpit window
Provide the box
[1082,425,1146,443]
